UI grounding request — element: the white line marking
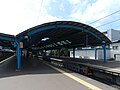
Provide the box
[46,63,102,90]
[50,58,63,61]
[0,55,15,64]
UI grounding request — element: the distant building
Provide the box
[103,29,120,41]
[110,40,120,61]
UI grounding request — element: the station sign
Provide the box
[20,42,23,48]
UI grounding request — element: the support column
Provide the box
[58,48,60,57]
[103,44,106,63]
[50,50,52,56]
[73,47,75,58]
[94,47,97,60]
[16,41,21,71]
[45,50,46,56]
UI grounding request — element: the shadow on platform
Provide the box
[0,56,64,79]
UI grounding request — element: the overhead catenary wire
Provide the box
[95,18,120,28]
[89,9,120,24]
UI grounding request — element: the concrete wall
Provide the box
[97,50,111,60]
[70,49,111,60]
[75,50,95,59]
[70,41,120,60]
[116,54,120,61]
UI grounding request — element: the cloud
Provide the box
[0,0,120,35]
[68,0,81,5]
[69,0,120,29]
[0,0,60,35]
[70,0,109,23]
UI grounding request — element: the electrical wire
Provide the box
[95,18,120,28]
[89,9,120,24]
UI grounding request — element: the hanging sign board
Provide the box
[20,42,23,48]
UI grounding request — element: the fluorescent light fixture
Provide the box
[53,43,58,46]
[57,42,63,45]
[66,40,71,44]
[24,36,28,39]
[41,37,50,41]
[61,41,68,44]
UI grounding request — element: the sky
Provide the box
[0,0,120,35]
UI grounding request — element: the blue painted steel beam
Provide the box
[16,41,21,71]
[103,44,106,63]
[73,47,75,58]
[94,47,97,60]
[21,24,102,42]
[0,36,15,42]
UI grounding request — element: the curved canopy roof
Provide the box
[0,33,15,47]
[16,21,111,50]
[1,21,111,50]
